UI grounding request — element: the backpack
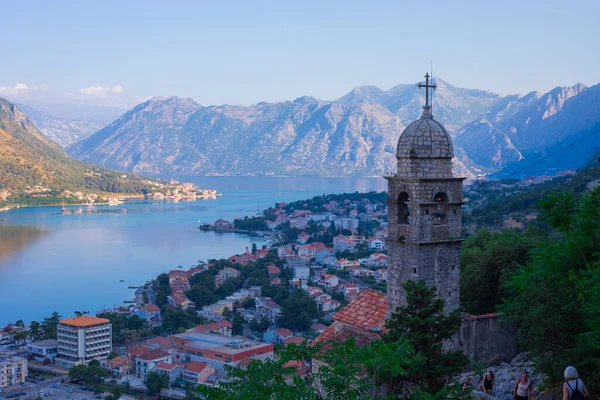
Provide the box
[567,380,585,400]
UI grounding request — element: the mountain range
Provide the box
[15,103,124,147]
[0,97,160,199]
[17,78,600,178]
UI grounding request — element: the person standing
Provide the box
[512,371,533,400]
[563,366,589,400]
[481,370,495,395]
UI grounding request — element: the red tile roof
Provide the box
[267,264,281,275]
[185,361,211,374]
[311,323,328,331]
[107,356,133,368]
[143,304,160,312]
[143,336,177,350]
[136,348,170,361]
[275,328,293,338]
[312,323,380,350]
[154,362,180,371]
[332,289,387,331]
[284,337,306,345]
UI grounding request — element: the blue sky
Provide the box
[1,0,599,108]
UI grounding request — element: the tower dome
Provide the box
[394,74,454,179]
[396,106,453,159]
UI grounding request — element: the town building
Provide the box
[316,273,339,288]
[105,356,134,378]
[368,238,386,251]
[182,362,216,384]
[0,354,27,388]
[133,304,161,326]
[129,347,172,381]
[172,331,274,371]
[56,315,112,366]
[192,321,232,337]
[216,267,241,286]
[255,297,282,323]
[263,328,293,344]
[153,362,184,383]
[386,73,463,312]
[26,339,58,361]
[167,292,195,310]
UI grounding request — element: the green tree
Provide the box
[28,321,44,341]
[14,319,25,328]
[146,371,168,394]
[232,313,244,335]
[252,243,258,254]
[384,280,468,395]
[41,311,62,339]
[460,228,542,314]
[222,307,233,319]
[500,188,600,390]
[278,289,318,331]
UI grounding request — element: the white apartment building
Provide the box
[56,316,112,366]
[0,354,27,388]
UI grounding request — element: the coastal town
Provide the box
[1,191,391,398]
[0,169,586,399]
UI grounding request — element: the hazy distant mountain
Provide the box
[16,101,125,123]
[0,97,161,196]
[336,78,503,131]
[457,83,600,177]
[66,79,600,178]
[15,103,105,147]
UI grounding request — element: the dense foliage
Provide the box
[499,188,600,390]
[278,289,319,331]
[96,312,151,344]
[68,361,108,387]
[460,228,545,314]
[384,280,469,395]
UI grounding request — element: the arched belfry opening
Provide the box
[433,192,449,225]
[398,192,410,224]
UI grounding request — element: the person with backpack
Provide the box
[512,371,533,400]
[563,366,589,400]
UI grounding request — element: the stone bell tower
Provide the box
[386,73,465,313]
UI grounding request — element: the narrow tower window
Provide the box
[398,192,410,224]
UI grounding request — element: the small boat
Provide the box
[119,279,125,282]
[177,265,183,269]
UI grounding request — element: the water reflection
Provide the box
[0,225,46,260]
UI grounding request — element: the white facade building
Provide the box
[56,316,112,365]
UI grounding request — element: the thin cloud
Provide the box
[79,85,125,97]
[0,83,29,95]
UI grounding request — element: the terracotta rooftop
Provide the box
[136,348,170,361]
[142,304,160,312]
[275,328,293,337]
[332,289,387,331]
[59,316,110,327]
[143,336,177,349]
[154,362,180,371]
[284,337,306,345]
[185,361,211,373]
[107,356,133,367]
[312,323,380,351]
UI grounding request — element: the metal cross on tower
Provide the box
[417,73,436,107]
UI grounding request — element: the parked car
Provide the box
[52,384,60,388]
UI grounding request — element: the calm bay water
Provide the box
[0,176,385,325]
